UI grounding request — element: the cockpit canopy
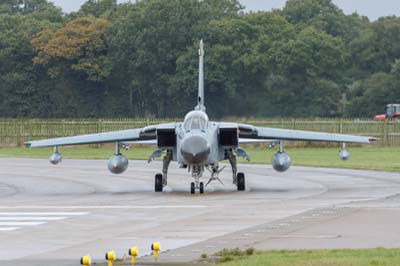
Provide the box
[184,111,209,131]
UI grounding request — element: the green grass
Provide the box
[0,146,399,171]
[214,248,400,266]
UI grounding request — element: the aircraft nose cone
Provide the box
[181,135,210,164]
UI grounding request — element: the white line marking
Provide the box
[0,227,20,231]
[0,217,67,221]
[0,206,206,209]
[0,212,88,216]
[271,235,341,239]
[0,222,45,226]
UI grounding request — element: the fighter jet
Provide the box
[25,40,376,194]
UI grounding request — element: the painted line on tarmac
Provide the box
[0,227,20,231]
[0,212,89,233]
[0,217,67,221]
[0,222,45,226]
[271,235,341,239]
[0,212,88,216]
[0,205,207,209]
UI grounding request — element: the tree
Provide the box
[107,0,243,117]
[30,17,110,117]
[79,0,117,19]
[1,0,399,118]
[32,17,110,81]
[0,9,63,117]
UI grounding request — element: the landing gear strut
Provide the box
[226,149,237,185]
[162,149,173,186]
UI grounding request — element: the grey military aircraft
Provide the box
[26,40,376,194]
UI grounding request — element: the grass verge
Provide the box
[0,146,399,171]
[214,248,400,266]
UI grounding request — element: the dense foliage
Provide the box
[0,0,399,118]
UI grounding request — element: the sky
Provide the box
[50,0,400,21]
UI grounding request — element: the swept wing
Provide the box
[24,123,176,148]
[237,124,375,144]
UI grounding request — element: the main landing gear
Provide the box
[155,173,163,192]
[154,149,173,193]
[227,149,246,191]
[237,172,245,191]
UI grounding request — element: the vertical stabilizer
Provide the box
[196,40,206,112]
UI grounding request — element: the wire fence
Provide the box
[0,118,398,147]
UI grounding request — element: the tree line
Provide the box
[0,0,399,118]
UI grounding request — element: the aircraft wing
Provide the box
[237,124,376,144]
[24,123,176,148]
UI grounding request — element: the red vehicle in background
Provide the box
[373,104,400,121]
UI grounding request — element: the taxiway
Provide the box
[0,158,399,265]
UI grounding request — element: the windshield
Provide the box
[184,111,209,131]
[386,105,400,116]
[387,106,395,116]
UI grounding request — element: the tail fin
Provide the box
[196,40,206,112]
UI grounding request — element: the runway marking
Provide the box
[0,217,67,221]
[0,227,20,231]
[0,212,88,216]
[271,235,341,239]
[0,206,207,209]
[0,222,45,226]
[0,212,88,233]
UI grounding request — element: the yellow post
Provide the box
[129,247,138,265]
[105,250,115,266]
[151,242,160,261]
[80,255,91,266]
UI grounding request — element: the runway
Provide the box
[0,158,399,265]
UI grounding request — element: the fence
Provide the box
[0,118,398,147]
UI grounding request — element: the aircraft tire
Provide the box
[155,174,163,192]
[237,172,245,191]
[199,182,204,194]
[190,182,195,194]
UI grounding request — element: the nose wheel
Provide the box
[190,182,204,194]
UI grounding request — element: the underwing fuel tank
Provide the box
[108,154,128,174]
[49,152,62,165]
[339,149,350,161]
[272,152,291,172]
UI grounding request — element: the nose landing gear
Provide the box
[191,181,204,194]
[190,165,204,194]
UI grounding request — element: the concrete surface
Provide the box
[0,158,399,265]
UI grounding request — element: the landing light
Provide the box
[129,247,138,264]
[151,242,160,260]
[105,250,115,266]
[80,255,91,266]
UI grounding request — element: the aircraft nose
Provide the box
[181,135,210,164]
